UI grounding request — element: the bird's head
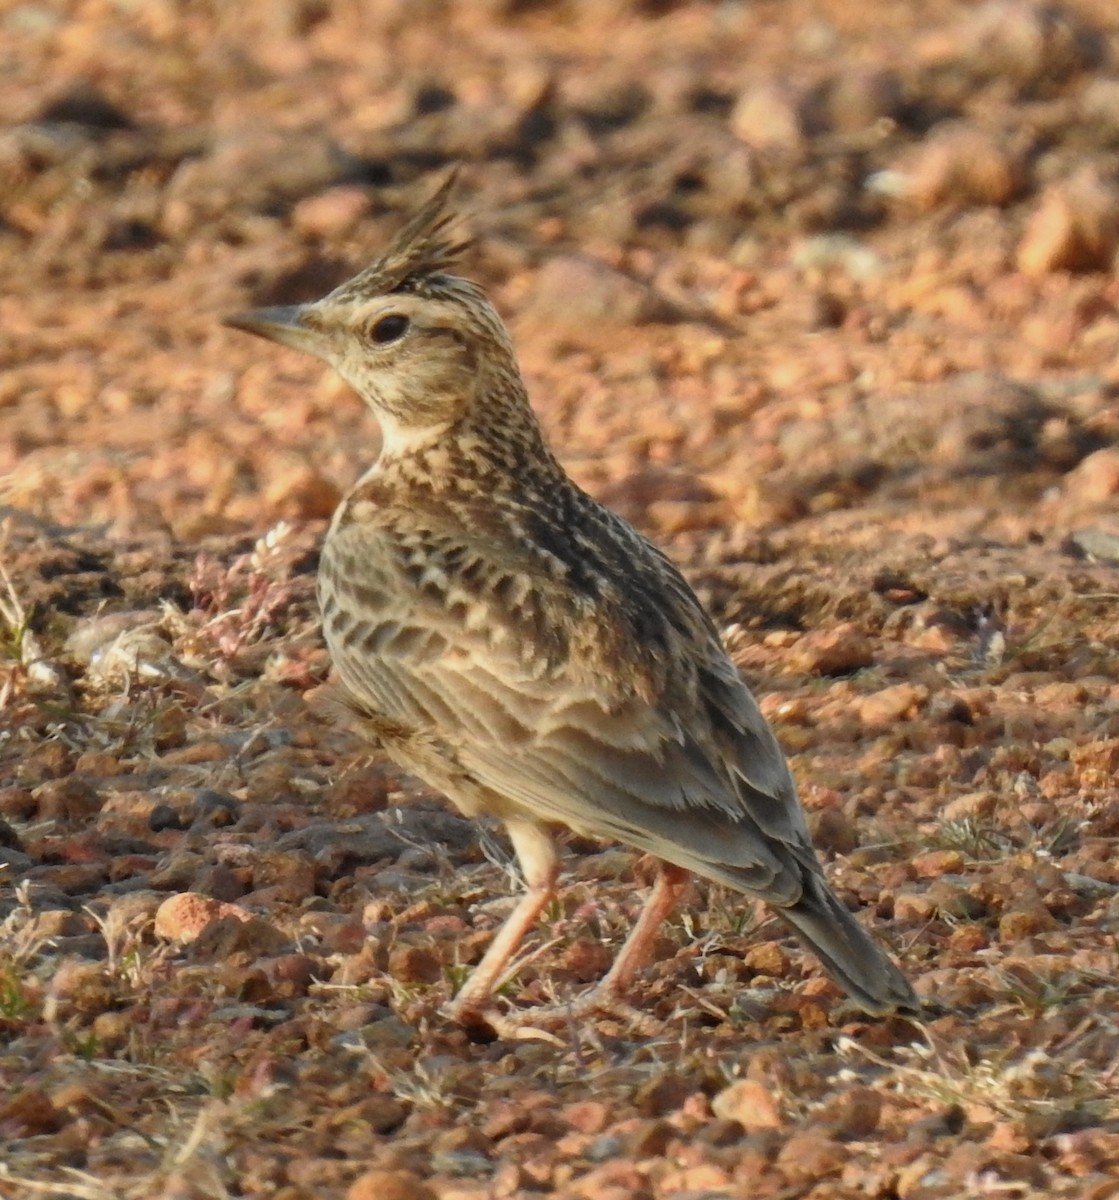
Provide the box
[226,172,523,457]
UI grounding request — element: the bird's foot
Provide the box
[447,985,662,1042]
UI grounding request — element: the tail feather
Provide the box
[777,871,919,1016]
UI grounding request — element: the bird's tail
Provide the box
[776,871,919,1016]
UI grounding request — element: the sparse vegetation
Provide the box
[6,0,1119,1196]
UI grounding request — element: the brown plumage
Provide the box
[226,174,919,1027]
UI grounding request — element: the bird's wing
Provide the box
[322,516,812,901]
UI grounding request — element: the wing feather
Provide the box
[321,511,813,903]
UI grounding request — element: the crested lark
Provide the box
[227,174,918,1027]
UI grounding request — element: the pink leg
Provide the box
[594,861,690,1000]
[452,858,691,1036]
[447,819,557,1023]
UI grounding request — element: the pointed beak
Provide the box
[224,305,323,356]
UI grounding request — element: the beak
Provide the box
[224,305,323,357]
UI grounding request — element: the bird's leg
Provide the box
[459,859,691,1038]
[446,818,558,1025]
[591,860,690,1001]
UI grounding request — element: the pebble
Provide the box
[956,1,1100,86]
[879,124,1024,210]
[387,945,443,985]
[292,185,373,240]
[0,1086,61,1136]
[1018,169,1119,275]
[911,850,965,879]
[893,892,937,922]
[153,892,254,943]
[858,683,928,730]
[788,624,874,676]
[711,1079,785,1130]
[776,1130,849,1180]
[516,254,683,341]
[806,811,859,859]
[1062,447,1119,506]
[817,1086,883,1138]
[730,80,806,151]
[32,777,103,822]
[941,791,998,821]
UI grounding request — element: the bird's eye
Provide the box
[370,314,410,344]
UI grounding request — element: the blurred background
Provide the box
[6,8,1119,1196]
[3,0,1118,553]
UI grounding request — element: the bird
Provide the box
[225,172,919,1029]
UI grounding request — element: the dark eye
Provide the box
[370,314,410,344]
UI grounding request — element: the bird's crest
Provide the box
[330,169,471,303]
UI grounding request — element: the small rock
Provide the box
[29,863,107,895]
[987,1120,1032,1155]
[250,849,316,902]
[559,937,614,984]
[942,791,998,821]
[912,850,965,879]
[194,789,242,826]
[0,845,34,872]
[37,82,134,130]
[634,1075,695,1118]
[31,909,90,939]
[777,1130,849,1180]
[1079,77,1119,133]
[73,750,125,777]
[789,624,874,676]
[148,803,187,832]
[66,611,185,687]
[818,68,902,133]
[149,850,208,891]
[808,808,859,855]
[292,185,373,240]
[562,1100,612,1134]
[731,80,806,151]
[168,128,357,219]
[102,891,162,944]
[347,1169,436,1200]
[90,1009,134,1050]
[322,764,395,816]
[1062,448,1119,506]
[956,1,1100,87]
[266,953,320,998]
[387,944,443,985]
[263,461,342,521]
[432,1125,491,1161]
[818,1086,883,1138]
[880,124,1024,210]
[859,683,928,730]
[189,915,291,960]
[1018,169,1119,275]
[64,610,161,663]
[362,1016,418,1049]
[193,864,246,902]
[625,1117,675,1158]
[711,1078,785,1130]
[516,254,684,342]
[926,879,986,920]
[0,1086,62,1135]
[926,691,976,723]
[43,961,113,1020]
[154,892,253,943]
[0,786,36,820]
[998,907,1058,941]
[742,941,791,978]
[33,777,103,823]
[893,892,937,922]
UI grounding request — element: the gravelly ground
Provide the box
[4,2,1119,1198]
